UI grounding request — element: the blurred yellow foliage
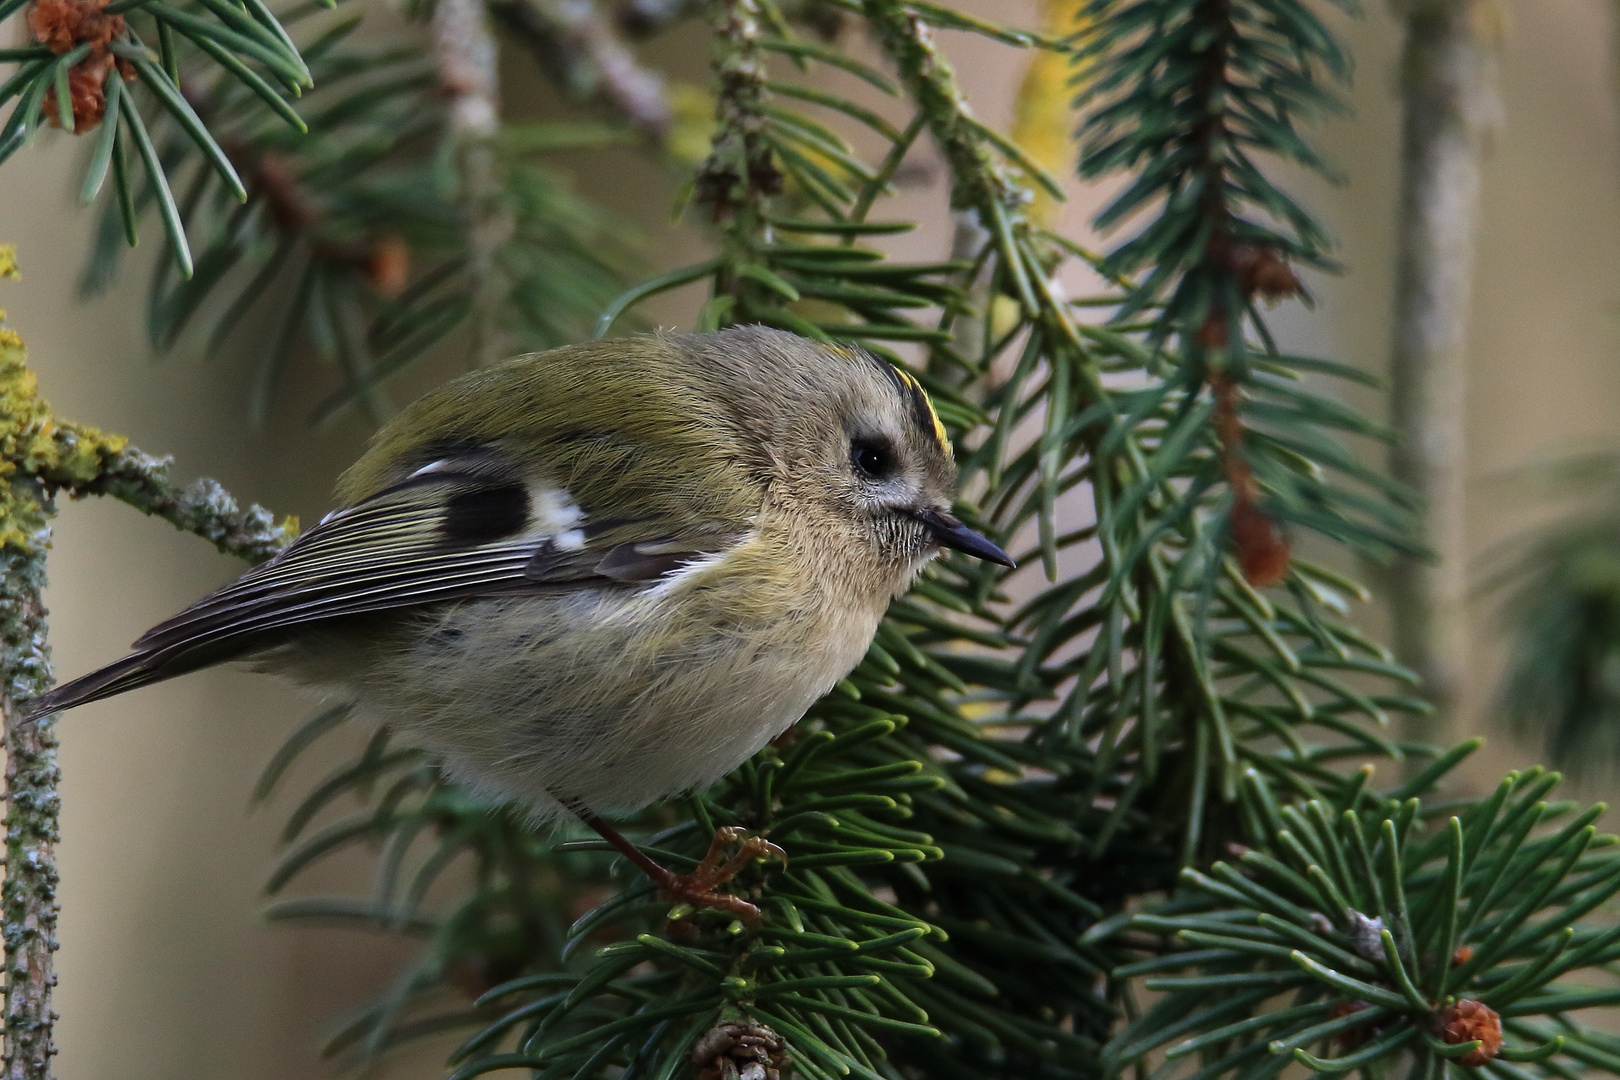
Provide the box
[1012,0,1088,225]
[665,81,720,169]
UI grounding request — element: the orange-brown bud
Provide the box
[42,50,123,131]
[366,235,410,296]
[1438,999,1502,1068]
[28,0,125,53]
[1229,501,1290,587]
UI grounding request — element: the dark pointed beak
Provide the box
[910,508,1015,568]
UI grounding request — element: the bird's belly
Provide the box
[308,587,878,819]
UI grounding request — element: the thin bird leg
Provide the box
[562,799,784,924]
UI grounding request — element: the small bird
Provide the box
[29,326,1012,916]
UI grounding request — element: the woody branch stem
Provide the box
[0,505,56,1080]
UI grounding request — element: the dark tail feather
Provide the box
[23,652,169,721]
[23,639,247,722]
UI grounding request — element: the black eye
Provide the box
[851,439,892,479]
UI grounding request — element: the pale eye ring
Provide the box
[851,438,893,480]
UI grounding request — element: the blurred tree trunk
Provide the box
[434,0,510,368]
[1387,0,1502,743]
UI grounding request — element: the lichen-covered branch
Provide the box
[78,449,297,566]
[0,259,66,1080]
[433,0,513,368]
[1386,0,1502,732]
[490,0,672,142]
[862,1,1026,227]
[1,536,58,1080]
[0,257,292,1078]
[0,252,57,1080]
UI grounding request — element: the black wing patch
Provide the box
[442,483,531,543]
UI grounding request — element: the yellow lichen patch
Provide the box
[1012,0,1089,226]
[0,268,128,553]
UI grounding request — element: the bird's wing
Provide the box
[28,449,736,717]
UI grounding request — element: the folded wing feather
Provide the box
[27,450,723,718]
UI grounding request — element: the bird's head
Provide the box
[695,327,1013,595]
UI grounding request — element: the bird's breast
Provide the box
[316,532,886,818]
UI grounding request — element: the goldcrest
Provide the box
[30,326,1012,826]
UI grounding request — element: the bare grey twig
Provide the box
[489,0,672,142]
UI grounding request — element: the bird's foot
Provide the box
[658,826,786,924]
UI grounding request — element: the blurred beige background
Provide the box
[0,0,1615,1076]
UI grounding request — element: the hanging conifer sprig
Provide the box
[1108,762,1620,1079]
[0,0,311,276]
[1078,0,1393,586]
[1011,0,1430,851]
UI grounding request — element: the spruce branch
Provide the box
[863,0,1427,843]
[253,721,615,1062]
[80,6,634,424]
[694,0,777,224]
[1107,764,1620,1079]
[1078,0,1369,583]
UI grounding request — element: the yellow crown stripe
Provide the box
[896,368,951,453]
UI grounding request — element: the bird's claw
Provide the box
[660,826,786,924]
